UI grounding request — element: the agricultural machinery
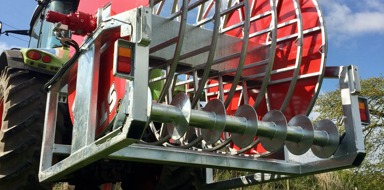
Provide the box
[0,0,367,189]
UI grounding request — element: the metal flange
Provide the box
[198,99,226,144]
[286,115,314,155]
[259,110,287,153]
[231,105,258,148]
[166,93,191,140]
[311,119,339,158]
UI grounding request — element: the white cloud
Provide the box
[0,42,12,54]
[365,0,384,12]
[320,0,384,39]
[345,12,384,34]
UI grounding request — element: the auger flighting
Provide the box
[150,93,339,158]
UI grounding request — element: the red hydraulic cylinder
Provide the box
[46,10,97,36]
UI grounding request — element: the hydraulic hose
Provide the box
[44,39,82,91]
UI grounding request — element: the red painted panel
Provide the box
[68,0,149,136]
[204,0,325,154]
[110,0,149,15]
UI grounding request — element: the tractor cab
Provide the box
[28,0,78,49]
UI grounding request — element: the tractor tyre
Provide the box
[0,67,51,190]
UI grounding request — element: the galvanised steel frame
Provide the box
[39,4,365,189]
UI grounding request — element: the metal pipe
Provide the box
[191,109,249,134]
[224,115,248,134]
[151,103,184,123]
[286,126,304,143]
[257,121,278,139]
[150,102,335,148]
[189,109,218,130]
[313,130,330,147]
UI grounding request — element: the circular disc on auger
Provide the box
[260,110,287,153]
[231,104,258,148]
[286,115,314,155]
[166,93,191,140]
[311,119,339,158]
[198,99,226,144]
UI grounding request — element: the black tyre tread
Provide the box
[0,67,50,190]
[1,113,38,139]
[3,94,41,129]
[0,137,34,161]
[4,82,41,107]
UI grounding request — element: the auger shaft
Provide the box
[257,121,282,139]
[152,103,290,140]
[313,130,332,147]
[285,126,305,143]
[150,97,338,157]
[151,103,258,133]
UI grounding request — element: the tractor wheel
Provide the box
[0,67,51,190]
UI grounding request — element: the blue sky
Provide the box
[320,0,384,91]
[0,0,383,92]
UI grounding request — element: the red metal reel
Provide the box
[283,0,325,117]
[251,0,301,119]
[206,0,325,154]
[206,0,276,154]
[216,0,324,118]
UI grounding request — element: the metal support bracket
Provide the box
[39,7,151,182]
[38,4,365,188]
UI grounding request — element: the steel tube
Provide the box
[151,103,184,123]
[286,126,304,143]
[189,109,218,130]
[313,130,330,147]
[191,109,250,134]
[150,103,334,148]
[224,115,248,134]
[257,121,278,139]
